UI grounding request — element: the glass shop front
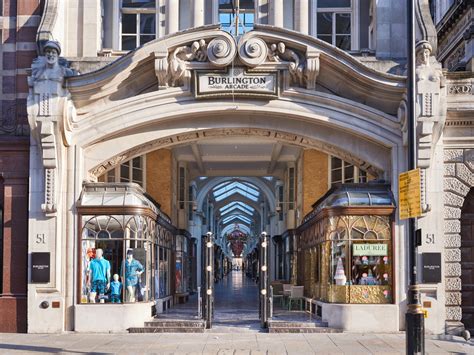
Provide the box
[75,183,192,330]
[297,184,396,306]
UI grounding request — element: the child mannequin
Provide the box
[110,274,122,303]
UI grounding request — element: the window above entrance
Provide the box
[121,0,157,50]
[218,0,255,35]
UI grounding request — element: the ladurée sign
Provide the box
[195,68,278,98]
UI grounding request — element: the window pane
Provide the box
[122,36,137,50]
[344,165,354,182]
[331,157,342,169]
[318,0,350,7]
[317,13,332,35]
[219,0,233,10]
[332,168,342,183]
[122,14,137,34]
[336,13,351,34]
[139,35,155,46]
[122,0,156,8]
[120,164,130,181]
[107,170,115,183]
[219,13,232,27]
[318,35,332,45]
[132,168,143,183]
[140,13,155,34]
[132,157,142,168]
[240,0,255,10]
[335,35,351,50]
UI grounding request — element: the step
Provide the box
[268,321,324,328]
[129,326,205,333]
[268,326,342,333]
[144,319,205,328]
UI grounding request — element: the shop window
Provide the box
[219,0,255,35]
[156,226,173,298]
[80,215,155,304]
[316,0,353,50]
[329,156,367,187]
[175,235,189,293]
[121,0,157,50]
[288,167,295,210]
[103,156,146,188]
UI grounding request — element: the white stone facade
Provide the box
[24,0,473,334]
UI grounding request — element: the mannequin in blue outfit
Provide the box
[110,274,122,303]
[87,248,111,303]
[121,249,144,302]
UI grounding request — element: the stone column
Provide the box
[295,0,309,35]
[166,0,180,35]
[272,0,284,27]
[193,0,205,27]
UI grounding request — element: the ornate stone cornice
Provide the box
[66,25,406,116]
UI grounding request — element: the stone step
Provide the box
[268,326,342,333]
[268,321,326,328]
[129,326,205,333]
[144,319,205,328]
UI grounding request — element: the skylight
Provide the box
[213,181,260,202]
[222,214,252,225]
[220,201,254,214]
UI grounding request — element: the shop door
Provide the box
[201,232,214,329]
[461,189,474,334]
[258,232,270,328]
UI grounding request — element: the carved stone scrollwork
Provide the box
[207,36,236,67]
[169,39,208,86]
[268,42,304,87]
[238,37,268,67]
[154,49,169,89]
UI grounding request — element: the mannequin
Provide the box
[110,274,123,303]
[121,249,144,302]
[87,248,111,303]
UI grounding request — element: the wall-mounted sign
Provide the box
[31,252,50,283]
[399,168,422,219]
[195,67,278,98]
[422,252,441,284]
[353,243,388,256]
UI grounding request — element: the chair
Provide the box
[288,286,304,311]
[282,284,292,308]
[271,283,284,308]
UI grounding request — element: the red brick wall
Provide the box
[0,0,43,333]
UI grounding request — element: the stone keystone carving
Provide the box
[415,40,446,169]
[27,40,76,214]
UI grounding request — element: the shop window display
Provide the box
[297,184,395,304]
[80,215,153,304]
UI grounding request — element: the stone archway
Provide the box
[443,148,474,333]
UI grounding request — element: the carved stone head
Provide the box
[416,41,432,66]
[43,41,61,67]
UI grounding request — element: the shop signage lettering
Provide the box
[422,252,441,283]
[195,68,278,98]
[353,244,388,256]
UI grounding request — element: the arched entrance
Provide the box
[27,25,408,333]
[461,188,474,334]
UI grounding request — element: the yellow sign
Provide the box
[399,168,422,220]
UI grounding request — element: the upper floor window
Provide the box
[219,0,255,35]
[316,0,352,50]
[104,156,146,188]
[329,156,367,187]
[121,0,157,50]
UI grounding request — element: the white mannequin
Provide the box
[87,248,111,303]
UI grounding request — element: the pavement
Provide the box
[0,332,473,355]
